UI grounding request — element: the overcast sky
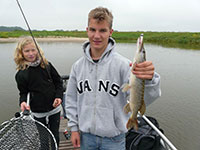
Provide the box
[1,0,199,32]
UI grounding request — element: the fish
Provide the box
[122,34,146,130]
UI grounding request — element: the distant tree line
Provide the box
[0,26,25,31]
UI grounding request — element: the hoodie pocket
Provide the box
[95,107,119,137]
[79,105,120,137]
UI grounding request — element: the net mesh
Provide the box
[0,115,57,150]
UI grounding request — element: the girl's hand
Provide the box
[20,102,30,112]
[53,98,62,107]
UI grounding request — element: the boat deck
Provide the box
[58,112,171,150]
[59,117,80,150]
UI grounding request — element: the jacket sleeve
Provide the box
[144,72,161,106]
[49,62,63,99]
[65,64,79,131]
[15,71,28,105]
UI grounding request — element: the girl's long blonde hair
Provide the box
[14,36,48,70]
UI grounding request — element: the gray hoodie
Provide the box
[65,38,161,137]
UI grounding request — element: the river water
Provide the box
[0,41,200,150]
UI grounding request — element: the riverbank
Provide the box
[0,31,200,49]
[0,37,88,43]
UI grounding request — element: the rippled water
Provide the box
[0,41,200,150]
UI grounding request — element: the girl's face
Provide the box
[22,43,38,62]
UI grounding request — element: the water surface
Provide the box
[0,41,200,150]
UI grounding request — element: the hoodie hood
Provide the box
[82,37,116,63]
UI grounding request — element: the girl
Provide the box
[14,36,63,146]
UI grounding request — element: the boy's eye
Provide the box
[100,29,107,32]
[89,28,95,32]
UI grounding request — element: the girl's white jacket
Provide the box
[65,38,161,137]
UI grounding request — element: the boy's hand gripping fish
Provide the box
[122,34,146,130]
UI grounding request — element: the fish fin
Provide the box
[139,100,146,115]
[133,120,139,131]
[126,118,138,130]
[123,103,131,114]
[122,84,130,92]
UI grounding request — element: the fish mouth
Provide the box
[138,34,144,52]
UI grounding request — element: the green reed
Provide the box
[0,30,200,50]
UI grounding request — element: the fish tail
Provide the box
[126,118,138,130]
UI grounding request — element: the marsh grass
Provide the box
[0,30,200,50]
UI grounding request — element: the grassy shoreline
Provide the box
[0,30,200,50]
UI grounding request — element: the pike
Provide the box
[122,34,146,130]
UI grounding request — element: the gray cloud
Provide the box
[0,0,199,32]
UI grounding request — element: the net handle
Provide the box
[26,93,30,106]
[23,93,30,115]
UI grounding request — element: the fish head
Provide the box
[135,34,146,62]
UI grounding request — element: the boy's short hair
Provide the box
[88,7,113,29]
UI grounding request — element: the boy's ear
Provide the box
[110,29,113,36]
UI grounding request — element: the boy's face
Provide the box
[87,18,113,53]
